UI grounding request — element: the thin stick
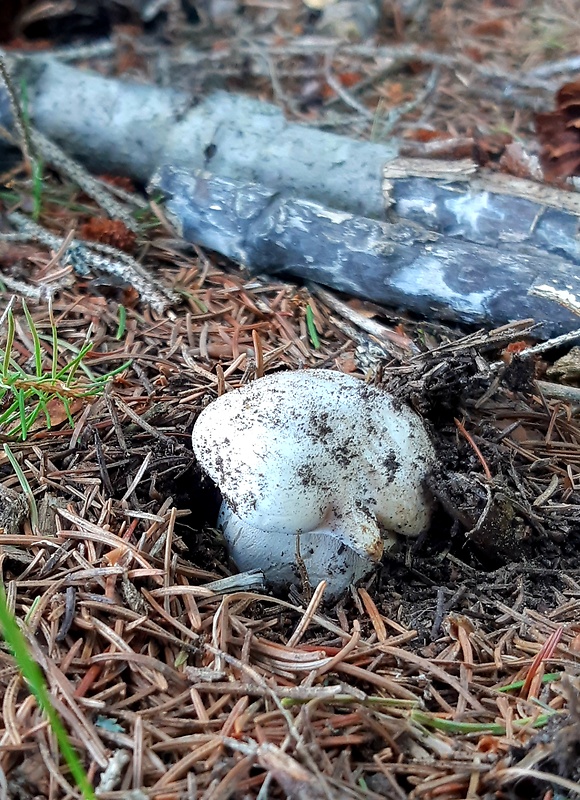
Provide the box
[454,418,493,482]
[0,55,34,165]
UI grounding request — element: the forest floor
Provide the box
[1,0,580,798]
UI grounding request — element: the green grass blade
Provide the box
[411,709,553,736]
[48,298,58,381]
[0,395,20,426]
[24,595,41,625]
[497,672,562,693]
[38,334,99,382]
[87,359,133,388]
[61,343,93,387]
[3,307,15,379]
[23,401,44,433]
[31,158,44,222]
[3,444,38,530]
[306,304,321,349]
[116,305,127,340]
[19,79,44,221]
[37,394,51,429]
[60,395,75,427]
[2,357,27,381]
[21,299,43,377]
[16,387,28,440]
[191,296,208,313]
[0,583,96,800]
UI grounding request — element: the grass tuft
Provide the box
[0,299,130,440]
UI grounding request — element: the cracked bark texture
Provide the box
[153,166,580,337]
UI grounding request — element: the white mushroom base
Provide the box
[219,503,389,601]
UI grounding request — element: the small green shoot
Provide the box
[21,300,42,376]
[306,304,321,349]
[411,709,554,736]
[31,158,44,222]
[0,189,21,205]
[173,288,208,313]
[19,79,44,221]
[191,295,209,314]
[0,300,131,440]
[133,193,165,226]
[497,672,562,693]
[24,595,41,625]
[3,443,38,530]
[174,649,188,669]
[116,305,127,340]
[0,583,96,799]
[370,98,387,143]
[48,299,58,381]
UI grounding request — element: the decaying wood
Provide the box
[383,158,580,261]
[0,55,398,218]
[2,55,580,335]
[153,165,580,337]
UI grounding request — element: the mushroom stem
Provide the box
[219,503,377,600]
[315,503,384,561]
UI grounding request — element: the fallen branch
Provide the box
[1,55,397,218]
[152,166,580,336]
[3,55,580,335]
[4,213,177,314]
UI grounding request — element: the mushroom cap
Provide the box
[218,503,376,601]
[192,369,435,563]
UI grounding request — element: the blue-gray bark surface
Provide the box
[152,166,580,337]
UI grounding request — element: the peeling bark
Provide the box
[152,166,580,337]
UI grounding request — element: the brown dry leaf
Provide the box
[556,80,580,115]
[470,18,509,37]
[335,71,362,87]
[29,396,85,432]
[403,128,453,142]
[536,80,580,179]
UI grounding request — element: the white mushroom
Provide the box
[192,369,435,600]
